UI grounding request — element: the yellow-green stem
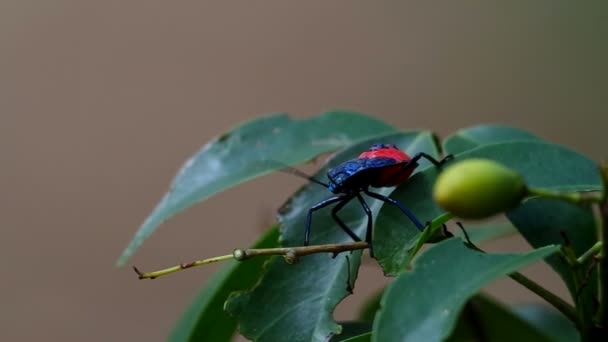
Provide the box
[133,254,234,279]
[577,241,603,265]
[134,241,369,280]
[526,187,602,205]
[595,163,608,328]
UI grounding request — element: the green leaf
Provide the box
[118,111,396,266]
[512,303,580,342]
[507,198,598,301]
[448,294,563,342]
[372,239,559,342]
[443,124,541,155]
[358,222,515,326]
[225,131,439,342]
[168,226,279,342]
[374,141,602,274]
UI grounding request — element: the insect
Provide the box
[299,143,452,256]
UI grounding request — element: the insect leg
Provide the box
[455,222,474,247]
[409,152,453,168]
[331,195,361,242]
[305,196,346,246]
[356,193,375,257]
[380,152,453,186]
[364,190,425,231]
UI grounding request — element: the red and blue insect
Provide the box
[303,143,452,256]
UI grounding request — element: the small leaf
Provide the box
[374,141,602,274]
[225,131,440,342]
[443,124,541,155]
[168,227,279,342]
[118,111,396,266]
[372,239,559,342]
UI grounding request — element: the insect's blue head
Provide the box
[327,174,345,194]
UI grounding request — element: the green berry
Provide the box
[433,159,526,219]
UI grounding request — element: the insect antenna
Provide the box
[277,165,330,188]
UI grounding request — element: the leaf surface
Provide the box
[443,124,541,155]
[372,239,559,342]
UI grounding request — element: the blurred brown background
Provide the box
[2,1,606,341]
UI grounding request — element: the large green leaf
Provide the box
[507,199,598,302]
[225,131,440,342]
[442,124,541,155]
[357,221,516,325]
[118,111,396,266]
[374,141,602,274]
[168,226,279,342]
[372,239,559,342]
[448,294,566,342]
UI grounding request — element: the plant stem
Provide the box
[509,271,580,328]
[595,163,608,328]
[596,200,608,327]
[577,241,603,265]
[133,254,234,279]
[526,187,602,205]
[133,241,369,279]
[233,241,368,260]
[560,233,596,332]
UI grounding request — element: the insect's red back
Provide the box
[358,144,411,162]
[359,144,415,187]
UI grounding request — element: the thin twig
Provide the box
[526,187,603,205]
[133,241,369,280]
[133,254,234,279]
[577,241,603,265]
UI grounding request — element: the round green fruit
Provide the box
[433,159,526,219]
